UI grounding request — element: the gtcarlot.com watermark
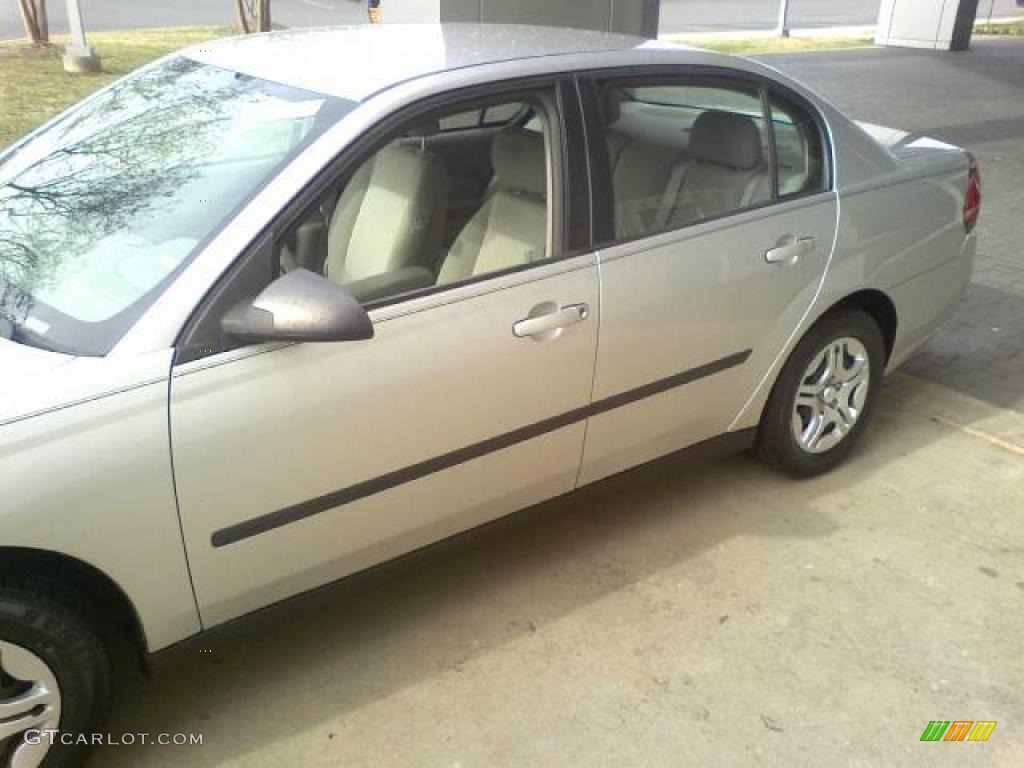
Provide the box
[25,730,203,747]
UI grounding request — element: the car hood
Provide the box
[0,339,172,425]
[0,339,77,419]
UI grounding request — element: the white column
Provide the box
[384,0,443,23]
[63,0,100,73]
[875,0,978,50]
[776,0,791,37]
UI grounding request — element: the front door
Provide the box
[169,84,599,627]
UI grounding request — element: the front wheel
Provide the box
[0,578,111,768]
[756,309,885,477]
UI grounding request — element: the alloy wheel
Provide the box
[0,641,61,768]
[791,336,871,454]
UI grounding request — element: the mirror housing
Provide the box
[221,269,374,344]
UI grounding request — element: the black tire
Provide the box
[0,577,111,768]
[756,308,885,477]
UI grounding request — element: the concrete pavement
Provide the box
[86,38,1024,768]
[95,375,1024,767]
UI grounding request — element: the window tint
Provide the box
[769,93,826,197]
[438,109,480,131]
[438,102,525,132]
[276,97,552,306]
[599,81,772,241]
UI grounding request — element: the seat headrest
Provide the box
[491,128,546,198]
[689,110,763,171]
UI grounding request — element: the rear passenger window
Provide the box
[769,93,826,197]
[599,81,772,241]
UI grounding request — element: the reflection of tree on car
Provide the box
[0,59,340,354]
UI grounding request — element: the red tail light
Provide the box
[964,151,981,233]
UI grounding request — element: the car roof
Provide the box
[184,23,690,102]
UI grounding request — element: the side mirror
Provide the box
[221,268,374,343]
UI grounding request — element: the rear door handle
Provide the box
[765,235,816,265]
[513,303,589,339]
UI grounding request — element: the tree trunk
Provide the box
[35,0,48,41]
[235,0,271,34]
[256,0,271,32]
[17,0,48,44]
[234,0,253,34]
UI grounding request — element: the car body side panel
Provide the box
[169,258,599,628]
[0,350,200,652]
[728,148,972,431]
[579,192,838,486]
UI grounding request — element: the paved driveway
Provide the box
[83,38,1024,768]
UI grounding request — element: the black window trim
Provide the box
[176,73,591,365]
[572,64,834,251]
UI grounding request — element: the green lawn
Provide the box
[668,35,873,55]
[0,27,231,149]
[975,19,1024,35]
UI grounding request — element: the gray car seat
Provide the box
[324,140,448,285]
[667,110,771,226]
[438,128,547,284]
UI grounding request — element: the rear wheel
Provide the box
[0,579,110,768]
[756,309,885,477]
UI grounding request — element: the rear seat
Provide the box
[665,110,771,227]
[604,91,771,239]
[604,89,685,239]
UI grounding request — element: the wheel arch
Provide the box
[0,546,148,664]
[731,287,900,432]
[825,288,898,365]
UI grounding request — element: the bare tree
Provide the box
[17,0,49,44]
[234,0,272,34]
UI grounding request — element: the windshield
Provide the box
[0,56,349,355]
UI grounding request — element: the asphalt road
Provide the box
[2,0,1021,40]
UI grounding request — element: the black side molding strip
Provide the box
[211,349,751,548]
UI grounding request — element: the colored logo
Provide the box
[920,721,997,742]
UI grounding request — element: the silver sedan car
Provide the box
[0,24,977,767]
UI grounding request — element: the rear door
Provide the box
[577,71,839,484]
[169,80,600,627]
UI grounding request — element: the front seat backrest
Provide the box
[439,128,547,285]
[671,110,770,225]
[324,142,448,285]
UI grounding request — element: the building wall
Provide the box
[390,0,660,37]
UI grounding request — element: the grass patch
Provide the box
[975,20,1024,35]
[0,27,232,149]
[664,35,873,55]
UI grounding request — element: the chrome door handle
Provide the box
[513,303,589,339]
[765,235,816,265]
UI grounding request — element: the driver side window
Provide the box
[277,93,554,306]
